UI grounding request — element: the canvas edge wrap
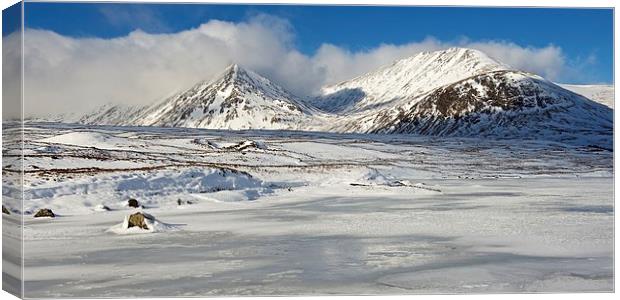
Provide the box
[2,1,25,298]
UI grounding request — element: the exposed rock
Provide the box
[127,198,140,208]
[177,199,194,206]
[34,208,55,218]
[226,140,267,151]
[2,205,10,215]
[191,138,220,149]
[127,212,154,230]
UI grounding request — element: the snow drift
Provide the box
[107,212,179,234]
[22,167,270,214]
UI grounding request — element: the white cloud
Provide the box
[6,15,594,118]
[311,37,573,85]
[463,40,566,80]
[2,31,22,120]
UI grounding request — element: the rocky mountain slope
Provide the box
[328,70,612,147]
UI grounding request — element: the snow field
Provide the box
[1,123,612,296]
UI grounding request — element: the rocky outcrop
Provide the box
[34,208,55,218]
[127,212,153,230]
[127,199,140,208]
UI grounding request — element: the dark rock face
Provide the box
[2,205,10,215]
[127,199,140,208]
[416,71,560,118]
[34,208,55,218]
[127,212,153,230]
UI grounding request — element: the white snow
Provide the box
[2,123,612,296]
[40,131,152,151]
[20,167,268,215]
[92,204,111,212]
[559,83,614,108]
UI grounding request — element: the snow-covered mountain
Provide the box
[559,83,614,109]
[329,70,612,147]
[78,103,144,125]
[131,64,317,130]
[312,48,509,113]
[45,48,612,147]
[77,64,319,130]
[311,48,612,147]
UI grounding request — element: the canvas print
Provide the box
[1,1,614,297]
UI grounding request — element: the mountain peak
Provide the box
[121,61,314,130]
[416,47,488,57]
[221,63,243,77]
[211,63,260,88]
[441,46,484,54]
[211,65,305,108]
[217,63,258,82]
[400,47,505,70]
[224,63,241,73]
[316,47,509,113]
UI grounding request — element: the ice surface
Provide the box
[2,123,613,296]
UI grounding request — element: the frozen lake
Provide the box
[2,123,614,296]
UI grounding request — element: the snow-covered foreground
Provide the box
[2,123,613,296]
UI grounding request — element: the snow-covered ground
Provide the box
[2,122,613,296]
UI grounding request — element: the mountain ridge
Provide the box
[312,47,510,114]
[80,63,320,130]
[51,48,612,148]
[329,70,611,143]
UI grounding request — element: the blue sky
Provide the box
[3,2,613,116]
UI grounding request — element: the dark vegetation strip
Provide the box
[2,161,373,175]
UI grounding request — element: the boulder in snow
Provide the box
[127,212,152,230]
[127,198,140,208]
[177,199,194,206]
[107,212,177,234]
[34,208,55,218]
[2,205,10,215]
